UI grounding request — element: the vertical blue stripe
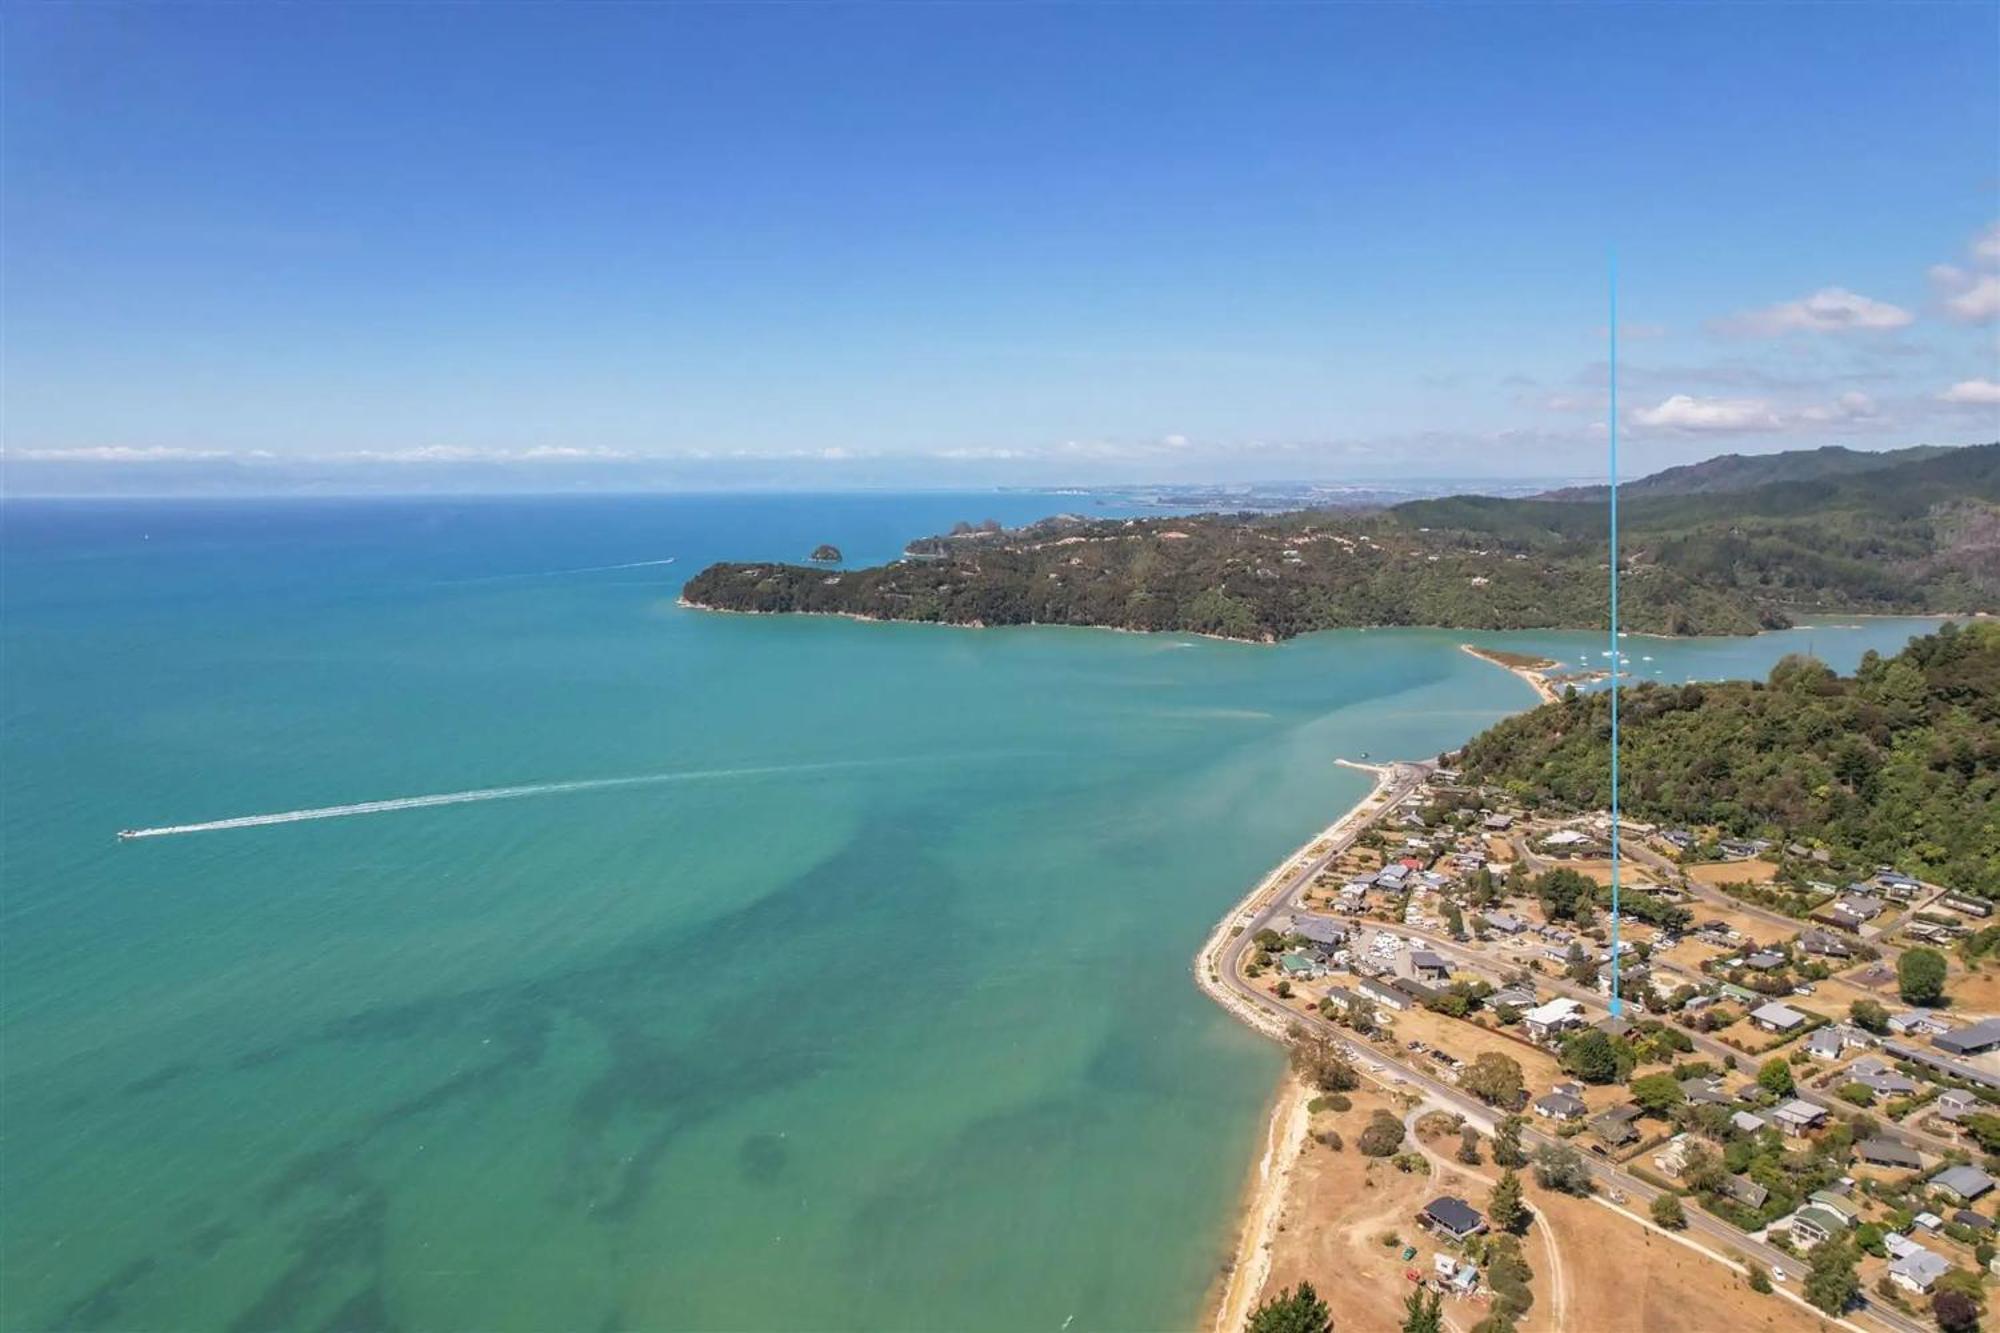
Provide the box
[1609,253,1622,1017]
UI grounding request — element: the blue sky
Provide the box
[4,3,1996,493]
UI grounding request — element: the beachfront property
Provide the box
[1356,977,1409,1011]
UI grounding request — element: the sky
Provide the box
[3,3,1997,494]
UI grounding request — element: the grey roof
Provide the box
[1932,1165,1996,1199]
[1290,915,1348,946]
[1724,1175,1768,1207]
[1744,950,1787,969]
[1775,1099,1826,1123]
[1857,1137,1923,1169]
[1888,1248,1950,1288]
[1423,1195,1485,1235]
[1408,950,1450,971]
[1533,1091,1587,1117]
[1750,1002,1808,1030]
[1936,1018,2000,1056]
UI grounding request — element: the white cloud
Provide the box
[1930,266,2000,325]
[1630,394,1782,433]
[1975,221,2000,264]
[1939,378,2000,406]
[6,445,260,462]
[1795,391,1883,424]
[1716,288,1915,336]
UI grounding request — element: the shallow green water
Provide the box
[0,496,1947,1331]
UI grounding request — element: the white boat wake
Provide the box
[444,557,678,584]
[117,758,880,841]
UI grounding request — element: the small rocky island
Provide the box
[809,544,842,563]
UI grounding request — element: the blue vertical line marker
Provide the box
[1609,253,1622,1018]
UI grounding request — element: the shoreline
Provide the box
[1192,762,1399,1330]
[1459,641,1562,703]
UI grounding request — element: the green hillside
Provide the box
[1457,622,2000,895]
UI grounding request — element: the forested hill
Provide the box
[681,444,1999,641]
[1458,622,2000,895]
[1536,443,1959,503]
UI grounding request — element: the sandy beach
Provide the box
[1459,642,1562,703]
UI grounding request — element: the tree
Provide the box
[1358,1111,1407,1157]
[1757,1058,1795,1097]
[1462,1053,1526,1108]
[1629,1072,1685,1116]
[1457,1126,1482,1165]
[1934,1287,1981,1333]
[1445,902,1466,938]
[1899,947,1949,1006]
[1804,1237,1859,1316]
[1559,1030,1626,1085]
[1536,868,1594,921]
[1400,1286,1443,1333]
[1850,998,1890,1034]
[1488,1169,1528,1234]
[1746,1263,1773,1295]
[1650,1193,1687,1229]
[1492,1115,1528,1168]
[1289,1031,1360,1093]
[1247,1282,1334,1333]
[1532,1143,1592,1196]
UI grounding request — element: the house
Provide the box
[1731,1111,1768,1135]
[1532,1090,1588,1122]
[1654,1134,1698,1178]
[1889,1011,1951,1037]
[1591,1104,1643,1146]
[1936,1089,1981,1122]
[1291,916,1348,952]
[1321,987,1360,1015]
[1743,950,1788,972]
[1420,1196,1487,1241]
[1857,1137,1924,1170]
[1914,1211,1945,1233]
[1931,1165,1996,1203]
[1805,1028,1846,1060]
[1724,1175,1769,1209]
[1749,1002,1810,1035]
[1482,813,1515,832]
[1956,1209,1994,1233]
[1942,894,1994,919]
[1489,985,1537,1011]
[1522,998,1587,1042]
[1791,1205,1851,1248]
[1774,1100,1828,1137]
[1681,1076,1732,1107]
[1399,950,1452,985]
[1482,912,1527,936]
[1849,1058,1920,1096]
[1936,1017,2000,1057]
[1718,983,1760,1004]
[1356,977,1409,1011]
[1888,1247,1951,1295]
[1542,829,1591,849]
[1798,928,1854,958]
[1832,894,1885,923]
[1278,953,1321,978]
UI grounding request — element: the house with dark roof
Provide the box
[1773,1100,1828,1136]
[1420,1196,1487,1241]
[1591,1104,1643,1146]
[1532,1090,1587,1122]
[1936,1017,2000,1057]
[1857,1137,1923,1170]
[1724,1175,1769,1208]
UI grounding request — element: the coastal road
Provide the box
[1209,770,1930,1333]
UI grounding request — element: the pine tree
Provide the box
[1400,1286,1443,1333]
[1491,1115,1527,1168]
[1246,1281,1334,1333]
[1488,1169,1527,1234]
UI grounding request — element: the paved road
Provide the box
[1212,771,1930,1333]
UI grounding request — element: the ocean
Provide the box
[0,494,1947,1332]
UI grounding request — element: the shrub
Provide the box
[1358,1111,1408,1157]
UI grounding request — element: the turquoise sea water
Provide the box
[0,495,1948,1332]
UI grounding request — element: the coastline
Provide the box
[1193,762,1399,1330]
[1459,641,1561,703]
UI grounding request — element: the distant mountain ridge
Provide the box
[1537,444,1959,503]
[683,443,2000,641]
